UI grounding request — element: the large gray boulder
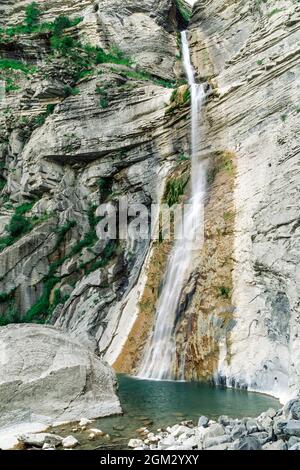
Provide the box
[0,324,122,431]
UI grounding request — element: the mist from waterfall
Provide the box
[138,31,206,380]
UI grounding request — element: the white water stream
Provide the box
[138,31,206,380]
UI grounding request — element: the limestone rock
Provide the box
[284,420,300,437]
[18,432,62,448]
[0,324,121,433]
[128,438,144,448]
[62,435,79,449]
[235,436,262,451]
[263,440,287,451]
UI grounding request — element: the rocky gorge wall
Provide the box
[0,0,299,405]
[187,0,300,402]
[0,0,191,362]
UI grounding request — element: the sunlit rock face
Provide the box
[188,0,300,402]
[0,1,189,364]
[0,0,299,404]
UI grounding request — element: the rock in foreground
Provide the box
[129,399,300,451]
[0,324,121,448]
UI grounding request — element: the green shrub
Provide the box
[267,8,283,18]
[218,286,231,299]
[99,97,109,108]
[6,214,29,237]
[0,305,21,326]
[0,59,36,74]
[175,0,192,23]
[97,177,113,201]
[15,201,35,215]
[0,179,6,191]
[64,85,80,96]
[164,176,188,207]
[182,87,191,104]
[25,2,41,29]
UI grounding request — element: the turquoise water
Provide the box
[55,375,280,450]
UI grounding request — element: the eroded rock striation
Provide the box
[0,324,121,423]
[185,0,300,401]
[0,0,299,405]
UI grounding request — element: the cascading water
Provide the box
[138,31,207,381]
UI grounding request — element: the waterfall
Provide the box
[138,31,206,381]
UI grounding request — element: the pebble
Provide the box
[89,428,104,436]
[62,435,79,449]
[79,418,93,427]
[127,399,300,452]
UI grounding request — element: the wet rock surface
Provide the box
[128,399,300,451]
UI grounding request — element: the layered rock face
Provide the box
[1,0,299,405]
[0,1,189,364]
[187,0,300,401]
[0,324,121,427]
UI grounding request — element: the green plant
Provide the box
[64,85,80,96]
[177,153,189,162]
[84,241,117,274]
[97,177,113,201]
[6,214,29,237]
[0,59,36,74]
[218,286,231,299]
[175,0,192,23]
[0,179,6,191]
[0,305,22,326]
[182,87,191,104]
[25,2,41,29]
[99,97,109,108]
[15,201,36,215]
[267,8,284,18]
[164,176,188,207]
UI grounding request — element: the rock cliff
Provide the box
[186,0,300,401]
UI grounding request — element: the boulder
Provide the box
[273,417,288,436]
[250,432,271,445]
[202,423,225,447]
[218,415,232,427]
[235,436,262,450]
[287,436,300,449]
[246,419,258,434]
[18,432,62,448]
[262,440,287,450]
[289,443,300,451]
[171,425,194,438]
[284,420,300,437]
[289,401,300,420]
[62,436,79,449]
[0,324,121,445]
[231,423,247,439]
[203,435,232,449]
[198,416,209,428]
[128,439,144,448]
[283,399,297,419]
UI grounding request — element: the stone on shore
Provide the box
[235,436,262,451]
[263,440,286,450]
[283,420,300,437]
[128,439,144,448]
[62,436,79,449]
[198,416,209,428]
[0,324,121,449]
[18,432,62,448]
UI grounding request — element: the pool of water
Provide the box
[54,374,280,450]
